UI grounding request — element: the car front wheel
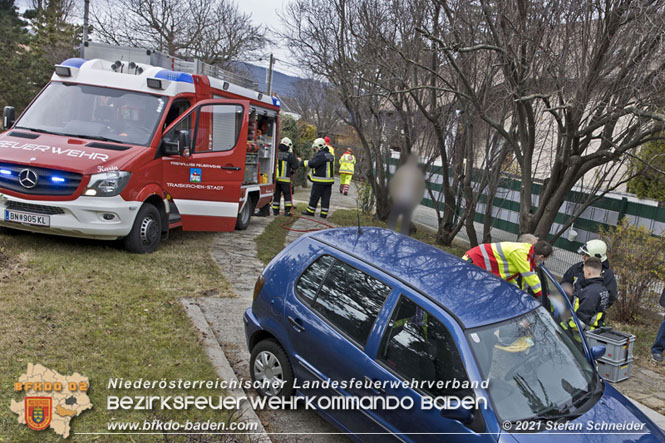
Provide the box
[250,339,294,397]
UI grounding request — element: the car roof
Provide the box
[308,227,540,329]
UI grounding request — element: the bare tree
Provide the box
[285,78,344,138]
[420,0,665,240]
[281,0,403,220]
[91,0,267,68]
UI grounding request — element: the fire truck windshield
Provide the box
[15,82,167,146]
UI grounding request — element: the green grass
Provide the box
[328,209,467,257]
[0,229,237,441]
[254,215,298,265]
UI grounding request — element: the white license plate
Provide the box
[4,210,50,227]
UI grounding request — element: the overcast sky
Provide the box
[237,0,297,75]
[15,0,301,76]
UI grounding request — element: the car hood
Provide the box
[505,383,665,442]
[0,130,142,174]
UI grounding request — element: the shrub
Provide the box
[600,218,665,322]
[355,179,375,215]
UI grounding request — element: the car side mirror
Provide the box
[3,106,15,130]
[440,404,473,423]
[178,130,191,157]
[591,345,606,361]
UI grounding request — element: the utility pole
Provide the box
[266,54,274,95]
[80,0,90,58]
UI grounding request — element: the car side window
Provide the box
[379,296,471,397]
[296,255,336,303]
[297,256,391,347]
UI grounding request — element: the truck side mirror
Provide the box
[178,130,191,157]
[163,130,190,157]
[3,106,15,130]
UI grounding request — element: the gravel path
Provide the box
[191,178,359,442]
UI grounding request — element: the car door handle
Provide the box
[288,316,305,332]
[364,376,386,395]
[221,166,241,171]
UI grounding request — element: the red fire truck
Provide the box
[0,43,279,252]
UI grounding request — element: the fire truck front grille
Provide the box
[0,163,82,196]
[5,201,65,215]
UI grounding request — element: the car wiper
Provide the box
[14,127,66,136]
[15,127,123,144]
[63,134,122,143]
[571,380,603,411]
[519,405,580,423]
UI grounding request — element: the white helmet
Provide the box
[578,239,607,262]
[281,137,293,148]
[313,138,327,150]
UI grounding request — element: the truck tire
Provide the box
[235,198,255,230]
[124,203,162,253]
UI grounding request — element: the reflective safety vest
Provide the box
[339,152,356,175]
[568,296,604,331]
[277,153,290,183]
[303,149,335,184]
[463,242,542,297]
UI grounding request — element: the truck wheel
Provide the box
[235,199,255,230]
[124,203,161,253]
[250,339,294,397]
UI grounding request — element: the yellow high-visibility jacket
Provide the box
[339,152,356,175]
[463,242,542,297]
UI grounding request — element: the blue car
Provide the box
[244,227,665,442]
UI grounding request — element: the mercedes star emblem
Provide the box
[18,169,38,189]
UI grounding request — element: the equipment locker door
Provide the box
[161,99,249,231]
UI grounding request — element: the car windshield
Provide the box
[467,307,597,423]
[16,82,167,146]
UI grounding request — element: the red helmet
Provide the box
[324,136,330,144]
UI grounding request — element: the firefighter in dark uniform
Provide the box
[301,138,335,218]
[272,137,300,216]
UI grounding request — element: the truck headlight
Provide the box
[84,171,131,197]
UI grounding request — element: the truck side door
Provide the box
[161,99,248,231]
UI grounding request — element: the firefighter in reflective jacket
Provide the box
[301,138,335,218]
[564,256,607,332]
[272,137,300,216]
[338,148,356,195]
[463,240,553,297]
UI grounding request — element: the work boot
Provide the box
[320,214,327,219]
[284,209,292,217]
[301,210,312,216]
[273,210,279,216]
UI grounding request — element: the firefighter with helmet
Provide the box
[271,137,300,216]
[338,147,356,195]
[301,138,335,218]
[560,239,617,310]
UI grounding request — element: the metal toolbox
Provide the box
[596,357,633,383]
[585,327,635,364]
